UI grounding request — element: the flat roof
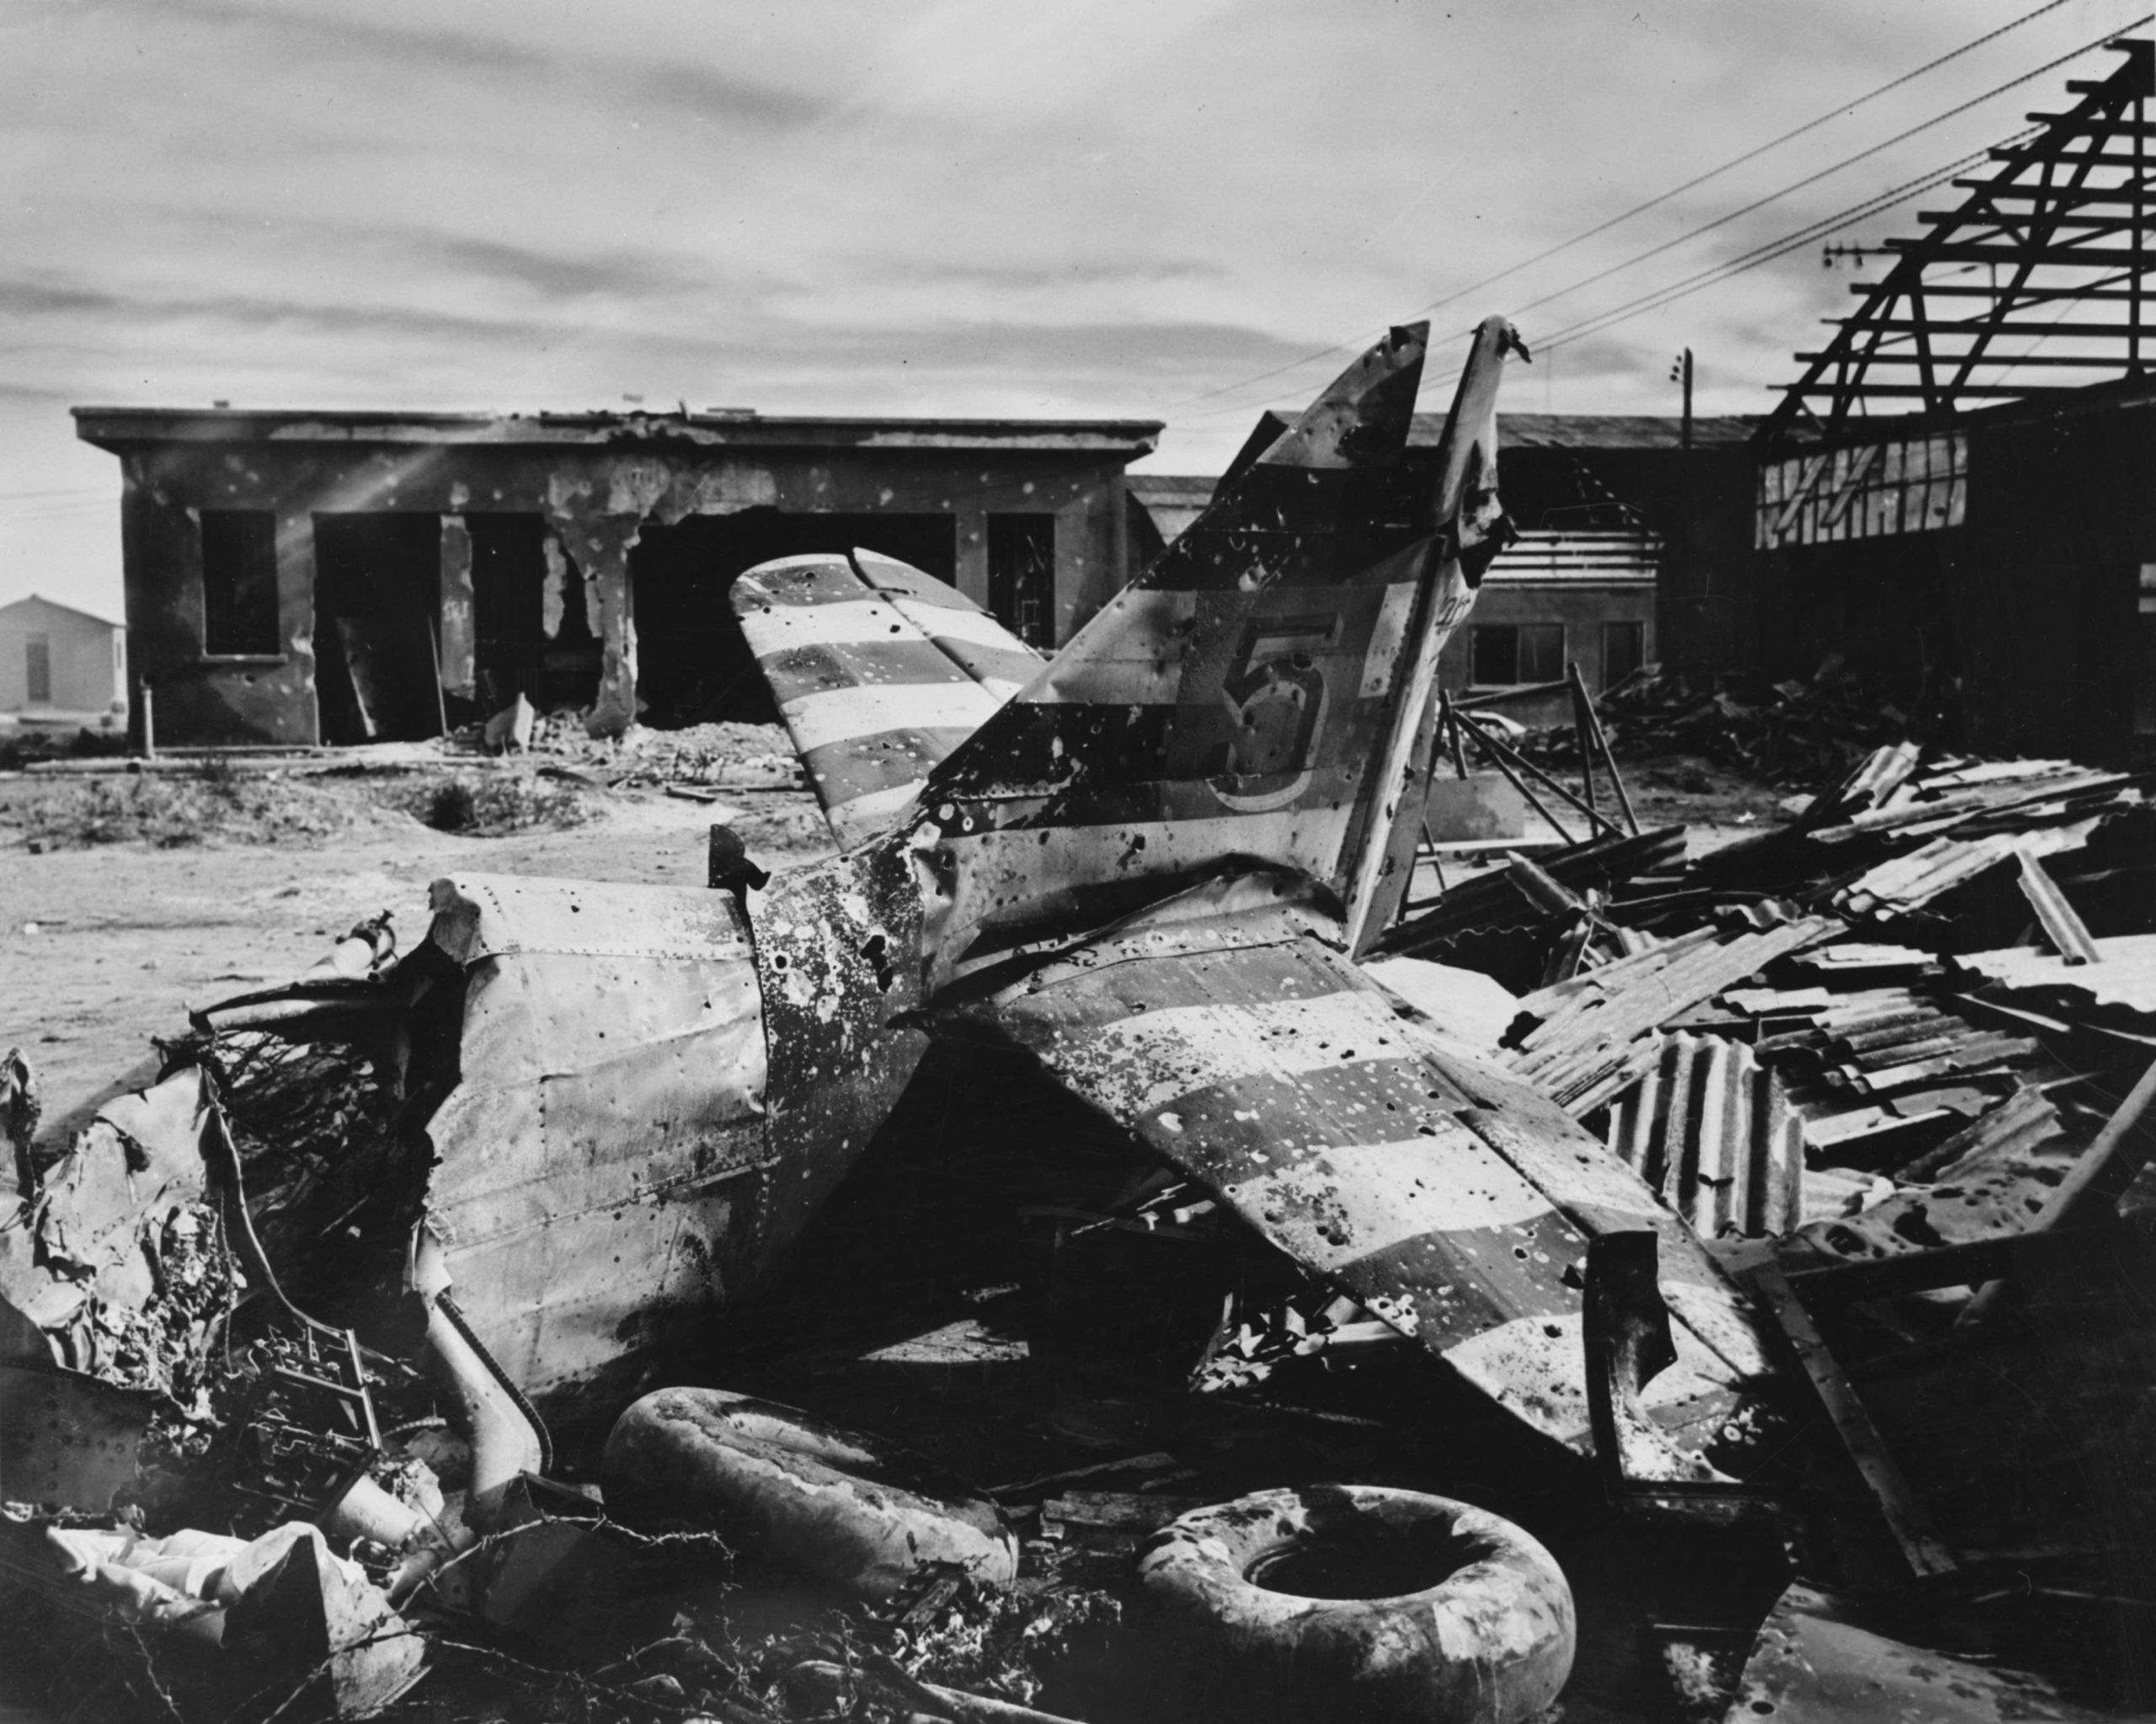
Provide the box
[72,405,1163,458]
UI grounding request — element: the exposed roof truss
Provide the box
[1767,38,2153,439]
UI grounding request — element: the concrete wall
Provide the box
[0,596,124,713]
[99,435,1139,747]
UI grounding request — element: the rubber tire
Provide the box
[601,1387,1017,1600]
[1138,1485,1574,1724]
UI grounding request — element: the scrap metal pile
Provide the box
[1569,658,1912,786]
[4,315,2155,1724]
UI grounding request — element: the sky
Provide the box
[0,0,2148,621]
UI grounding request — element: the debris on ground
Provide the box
[1575,657,1912,786]
[5,318,2153,1724]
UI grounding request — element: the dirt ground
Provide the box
[0,740,1811,1724]
[0,750,836,1155]
[0,743,1773,1159]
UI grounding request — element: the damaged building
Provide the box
[72,405,1160,748]
[1743,38,2156,765]
[1133,411,1758,726]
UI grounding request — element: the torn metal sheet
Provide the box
[1361,954,1520,1054]
[908,318,1520,988]
[930,871,1778,1458]
[1748,1264,1957,1578]
[0,1065,243,1388]
[1374,825,1688,963]
[419,874,772,1422]
[1833,821,2100,920]
[1506,918,1842,1111]
[0,1359,157,1512]
[1957,932,2156,1017]
[1787,1080,2085,1268]
[1728,1584,2115,1722]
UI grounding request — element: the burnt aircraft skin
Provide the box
[718,315,1774,1460]
[201,317,1778,1462]
[431,321,1513,1429]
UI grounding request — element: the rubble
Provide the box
[5,314,2154,1723]
[1578,658,1910,786]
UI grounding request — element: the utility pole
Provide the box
[1668,348,1694,451]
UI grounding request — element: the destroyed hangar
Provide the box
[3,33,2156,1724]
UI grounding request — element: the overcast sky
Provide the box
[1,0,2148,619]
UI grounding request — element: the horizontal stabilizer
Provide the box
[734,552,1045,849]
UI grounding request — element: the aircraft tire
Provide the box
[1138,1485,1574,1724]
[601,1387,1017,1600]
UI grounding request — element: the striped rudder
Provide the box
[733,550,1046,850]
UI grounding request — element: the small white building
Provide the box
[0,594,127,720]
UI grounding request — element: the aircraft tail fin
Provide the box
[910,316,1527,974]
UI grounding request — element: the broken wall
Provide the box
[95,424,1144,746]
[1753,394,2156,762]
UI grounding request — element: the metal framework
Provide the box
[1765,37,2153,441]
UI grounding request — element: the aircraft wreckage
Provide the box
[6,312,2155,1723]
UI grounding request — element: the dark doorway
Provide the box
[987,514,1055,648]
[468,515,600,715]
[313,512,443,744]
[632,510,956,727]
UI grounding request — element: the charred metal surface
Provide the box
[1730,1584,2113,1722]
[0,1066,243,1388]
[733,550,1039,849]
[893,318,1524,986]
[1748,1262,1958,1580]
[930,868,1773,1457]
[1582,1233,1764,1515]
[746,841,932,1274]
[419,875,769,1424]
[0,1359,158,1512]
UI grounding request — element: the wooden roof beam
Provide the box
[1793,350,2147,366]
[1850,283,2148,299]
[1785,382,2129,398]
[1820,318,2148,338]
[2020,117,2156,135]
[1882,239,2155,264]
[1949,179,2156,200]
[1915,211,2144,230]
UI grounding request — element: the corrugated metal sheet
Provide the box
[1810,740,1921,825]
[1956,933,2156,1017]
[1832,820,2099,918]
[1790,1079,2086,1268]
[1606,1034,1802,1238]
[1506,917,1842,1111]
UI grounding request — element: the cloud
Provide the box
[633,62,836,130]
[2,0,2151,616]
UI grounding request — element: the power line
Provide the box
[1412,128,2042,400]
[1163,5,2130,419]
[1401,0,2084,324]
[1529,136,2035,358]
[1479,24,2137,330]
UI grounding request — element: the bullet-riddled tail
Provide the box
[907,315,1527,977]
